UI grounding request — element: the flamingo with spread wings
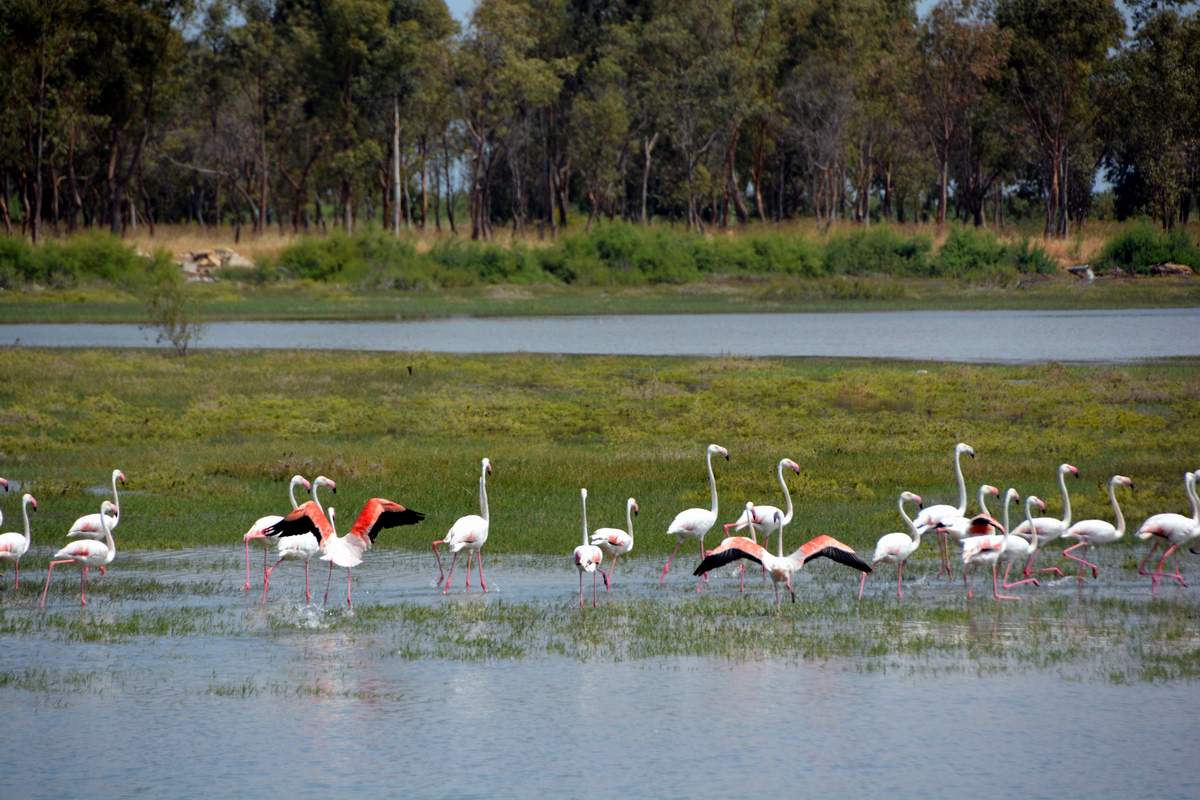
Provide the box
[264,495,424,607]
[694,512,871,609]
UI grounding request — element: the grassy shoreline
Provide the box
[3,275,1199,324]
[2,348,1197,557]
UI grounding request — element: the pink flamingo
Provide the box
[1135,470,1200,596]
[265,496,424,607]
[574,489,604,608]
[914,442,975,577]
[1061,475,1133,582]
[723,458,801,589]
[661,444,729,591]
[0,493,37,587]
[999,496,1048,590]
[694,513,871,609]
[241,474,313,590]
[262,476,337,604]
[591,496,637,591]
[858,491,923,600]
[1012,463,1078,577]
[959,488,1019,601]
[40,500,117,608]
[433,458,491,594]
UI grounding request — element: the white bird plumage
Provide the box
[1012,463,1079,578]
[262,475,335,604]
[66,469,126,541]
[914,443,974,576]
[660,443,728,591]
[434,457,492,594]
[1061,475,1134,582]
[590,496,637,591]
[573,488,603,608]
[242,474,313,590]
[858,491,923,600]
[40,500,117,608]
[0,493,38,588]
[1134,470,1200,595]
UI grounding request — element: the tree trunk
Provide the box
[937,157,948,227]
[419,136,428,230]
[641,133,658,225]
[393,96,401,236]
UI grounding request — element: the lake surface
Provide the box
[2,549,1198,799]
[3,307,1199,361]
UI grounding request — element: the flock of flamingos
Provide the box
[2,441,1199,610]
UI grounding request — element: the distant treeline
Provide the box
[5,223,1199,290]
[1,0,1197,243]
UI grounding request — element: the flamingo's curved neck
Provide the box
[977,485,992,518]
[1109,480,1126,537]
[111,472,122,516]
[580,492,589,547]
[21,497,33,545]
[777,460,795,526]
[289,477,304,510]
[1024,499,1038,554]
[1058,467,1073,527]
[900,496,920,541]
[777,521,785,559]
[706,449,719,517]
[100,507,115,556]
[479,472,490,522]
[1185,473,1198,525]
[626,500,635,537]
[311,482,325,515]
[999,491,1017,553]
[953,449,968,515]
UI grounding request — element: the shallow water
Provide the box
[2,549,1198,799]
[3,307,1200,361]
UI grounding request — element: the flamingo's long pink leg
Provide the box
[80,565,89,607]
[992,562,1019,601]
[323,561,334,605]
[1063,542,1098,579]
[578,571,584,608]
[660,541,682,585]
[1150,544,1182,597]
[1003,561,1040,589]
[39,559,73,608]
[1137,541,1161,576]
[14,560,19,589]
[695,538,707,593]
[938,531,950,578]
[963,565,973,600]
[432,540,446,585]
[442,552,460,595]
[773,580,780,608]
[786,576,796,604]
[262,557,286,602]
[897,560,905,600]
[304,561,311,604]
[243,541,252,590]
[858,570,868,600]
[464,551,473,592]
[592,570,598,607]
[477,551,488,593]
[345,568,353,608]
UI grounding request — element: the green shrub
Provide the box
[0,232,149,288]
[932,226,1007,277]
[1008,238,1057,275]
[824,227,931,276]
[1098,224,1200,274]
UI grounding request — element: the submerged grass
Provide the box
[2,349,1199,558]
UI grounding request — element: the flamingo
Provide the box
[590,497,638,591]
[433,457,492,594]
[1061,475,1134,582]
[723,458,801,589]
[66,469,126,540]
[40,500,117,608]
[694,511,871,609]
[264,495,424,608]
[573,489,603,608]
[1013,463,1079,578]
[0,493,37,588]
[660,443,729,591]
[998,496,1048,591]
[262,476,337,603]
[914,442,975,577]
[959,488,1019,601]
[1135,470,1200,596]
[241,474,314,590]
[858,491,923,600]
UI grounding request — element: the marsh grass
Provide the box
[2,349,1199,559]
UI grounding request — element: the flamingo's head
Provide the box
[114,470,127,485]
[709,444,729,461]
[744,501,756,523]
[783,458,800,474]
[901,491,922,509]
[1006,488,1021,506]
[24,494,37,511]
[1029,496,1047,513]
[0,477,8,492]
[983,484,1000,497]
[580,488,588,500]
[482,457,492,476]
[956,443,975,459]
[1114,475,1134,490]
[292,474,312,491]
[629,498,639,516]
[315,475,336,494]
[100,500,118,518]
[1062,464,1079,478]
